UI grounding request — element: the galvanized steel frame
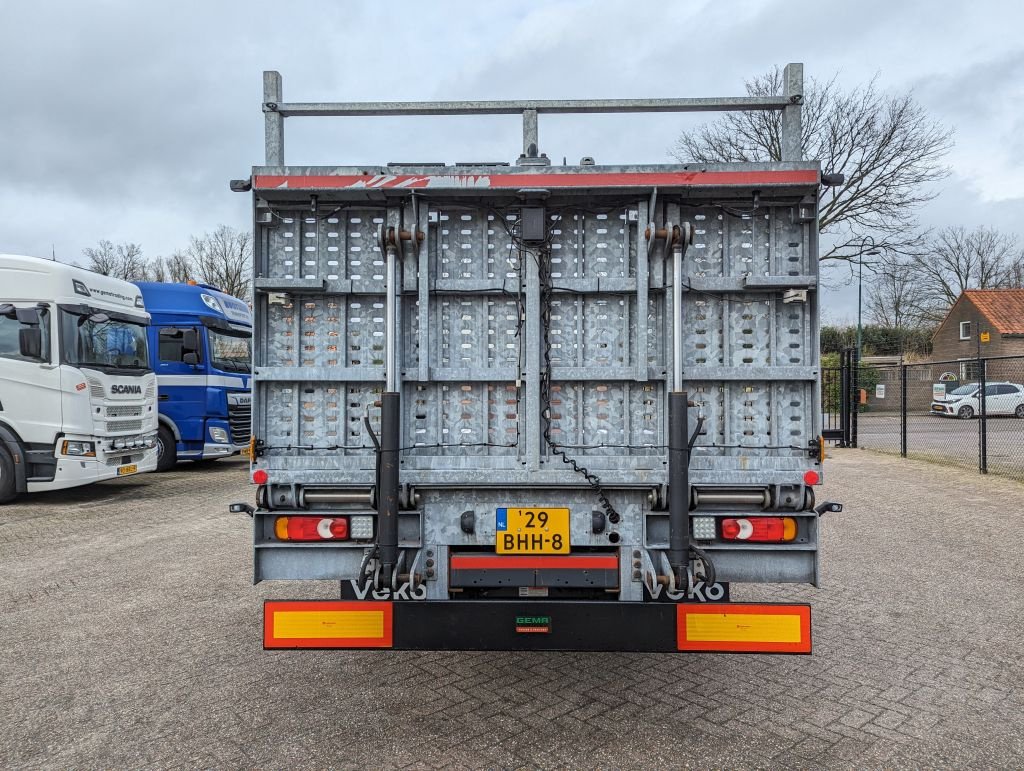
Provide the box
[261,64,804,166]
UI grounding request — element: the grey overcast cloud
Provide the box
[1,0,1022,318]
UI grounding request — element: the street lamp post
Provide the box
[855,236,880,362]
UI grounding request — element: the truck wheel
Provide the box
[957,405,975,419]
[156,426,177,472]
[0,445,17,504]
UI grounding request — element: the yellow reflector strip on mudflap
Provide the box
[677,603,811,654]
[264,601,393,649]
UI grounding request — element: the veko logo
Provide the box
[111,385,142,395]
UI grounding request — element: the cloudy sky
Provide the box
[2,0,1021,318]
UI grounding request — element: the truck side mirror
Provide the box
[15,307,41,326]
[182,329,199,353]
[19,327,43,359]
[183,351,199,366]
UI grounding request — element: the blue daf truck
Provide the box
[134,282,252,471]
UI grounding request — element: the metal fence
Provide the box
[850,354,1024,481]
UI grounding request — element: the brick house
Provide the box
[931,289,1024,380]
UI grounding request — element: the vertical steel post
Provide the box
[668,391,690,582]
[851,347,859,448]
[522,109,539,156]
[900,364,908,457]
[978,344,987,474]
[781,63,803,162]
[263,71,284,166]
[839,349,849,447]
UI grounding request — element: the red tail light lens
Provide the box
[252,469,269,485]
[274,516,350,541]
[720,517,797,543]
[803,469,820,485]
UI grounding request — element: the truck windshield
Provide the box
[60,309,149,370]
[209,328,252,373]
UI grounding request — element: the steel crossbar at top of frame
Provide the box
[260,64,805,166]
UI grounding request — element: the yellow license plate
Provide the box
[240,446,252,459]
[117,464,138,476]
[496,507,570,554]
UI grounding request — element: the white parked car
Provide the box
[930,382,1024,419]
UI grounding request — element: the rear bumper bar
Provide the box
[264,600,812,653]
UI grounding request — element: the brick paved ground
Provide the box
[1,450,1023,769]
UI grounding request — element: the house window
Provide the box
[959,321,972,340]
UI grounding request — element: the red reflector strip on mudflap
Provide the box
[264,601,393,649]
[676,603,811,654]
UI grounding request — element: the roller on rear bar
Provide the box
[233,63,838,654]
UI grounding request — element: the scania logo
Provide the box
[111,385,142,395]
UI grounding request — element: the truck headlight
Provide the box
[62,440,96,457]
[209,426,229,443]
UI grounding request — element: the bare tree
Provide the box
[671,68,954,263]
[909,226,1024,321]
[184,225,252,299]
[866,256,927,329]
[150,251,195,284]
[82,240,150,281]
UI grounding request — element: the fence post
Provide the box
[900,363,908,457]
[851,348,859,449]
[839,350,850,447]
[979,356,988,474]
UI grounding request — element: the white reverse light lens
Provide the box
[691,516,717,541]
[349,515,374,540]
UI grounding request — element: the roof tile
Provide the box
[964,289,1024,335]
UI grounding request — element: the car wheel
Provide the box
[1016,404,1024,419]
[957,405,975,419]
[156,426,177,472]
[0,444,17,504]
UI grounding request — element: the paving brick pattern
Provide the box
[1,451,1022,769]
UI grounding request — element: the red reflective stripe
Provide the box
[450,555,618,570]
[253,170,819,191]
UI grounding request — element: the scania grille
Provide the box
[228,403,252,444]
[107,419,144,432]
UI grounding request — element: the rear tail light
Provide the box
[275,516,350,541]
[252,469,268,485]
[720,517,797,543]
[803,469,820,485]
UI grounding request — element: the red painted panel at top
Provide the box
[253,170,819,191]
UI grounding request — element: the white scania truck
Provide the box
[0,254,158,503]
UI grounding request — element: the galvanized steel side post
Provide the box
[668,391,690,583]
[522,109,539,156]
[263,71,284,166]
[900,364,908,457]
[781,63,803,162]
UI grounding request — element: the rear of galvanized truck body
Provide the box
[244,67,827,652]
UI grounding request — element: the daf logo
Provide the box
[111,385,142,395]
